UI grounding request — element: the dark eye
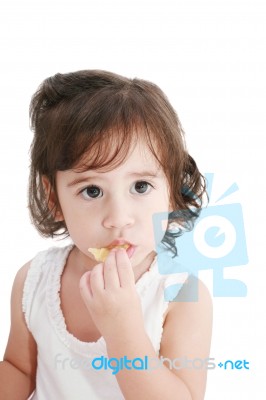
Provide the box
[81,186,103,199]
[131,181,152,195]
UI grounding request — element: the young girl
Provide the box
[0,70,212,400]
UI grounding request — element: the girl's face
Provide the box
[55,138,172,268]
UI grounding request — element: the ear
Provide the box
[42,176,64,222]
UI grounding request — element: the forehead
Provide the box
[73,129,162,174]
[122,139,159,165]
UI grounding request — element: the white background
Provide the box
[0,0,265,398]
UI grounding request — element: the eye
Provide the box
[131,181,153,195]
[80,185,103,200]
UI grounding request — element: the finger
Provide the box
[103,249,120,290]
[116,248,135,288]
[87,263,105,295]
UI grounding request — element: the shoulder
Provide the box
[10,243,72,317]
[171,274,212,308]
[4,260,37,378]
[12,261,33,301]
[22,244,73,283]
[22,245,72,312]
[11,260,34,321]
[163,275,213,338]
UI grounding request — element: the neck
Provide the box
[133,250,157,283]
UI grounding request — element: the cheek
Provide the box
[150,218,169,246]
[57,195,83,230]
[161,219,169,231]
[146,193,170,245]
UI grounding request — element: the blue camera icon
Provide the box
[153,177,249,298]
[175,203,248,271]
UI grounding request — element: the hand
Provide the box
[79,248,145,342]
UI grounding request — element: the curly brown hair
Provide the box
[28,69,207,256]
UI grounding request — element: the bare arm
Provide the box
[159,276,213,400]
[0,262,37,400]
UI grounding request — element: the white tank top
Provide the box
[23,245,188,400]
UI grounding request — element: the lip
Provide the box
[106,239,136,259]
[126,245,136,259]
[106,239,134,249]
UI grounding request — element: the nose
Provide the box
[102,197,135,230]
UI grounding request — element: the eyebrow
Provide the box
[67,171,161,187]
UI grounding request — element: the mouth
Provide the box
[88,241,136,262]
[106,240,132,250]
